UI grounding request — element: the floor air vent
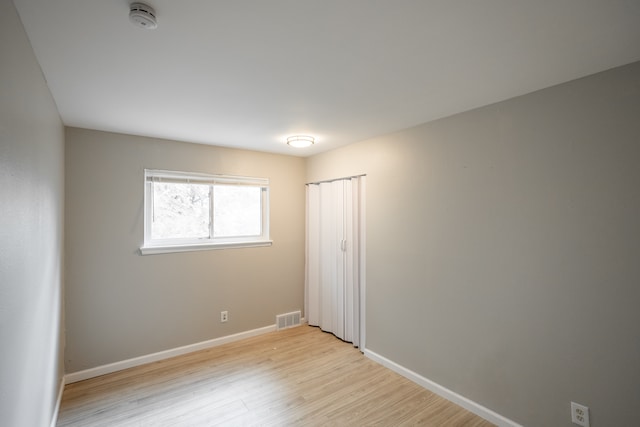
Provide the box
[276,310,302,330]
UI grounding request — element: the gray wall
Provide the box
[64,128,305,372]
[306,61,640,426]
[0,1,65,426]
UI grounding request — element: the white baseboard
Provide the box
[364,349,522,427]
[65,323,282,384]
[50,376,65,427]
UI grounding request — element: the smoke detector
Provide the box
[129,3,157,29]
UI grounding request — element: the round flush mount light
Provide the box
[287,135,315,148]
[129,3,157,29]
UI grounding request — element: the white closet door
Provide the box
[319,182,338,334]
[344,178,357,345]
[305,184,320,327]
[306,176,364,346]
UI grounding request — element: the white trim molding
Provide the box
[50,377,65,427]
[140,239,272,255]
[364,349,522,427]
[65,323,286,384]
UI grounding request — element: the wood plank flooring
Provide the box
[57,325,494,426]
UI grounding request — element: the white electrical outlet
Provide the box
[220,311,228,323]
[571,402,589,427]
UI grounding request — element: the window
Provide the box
[141,169,271,254]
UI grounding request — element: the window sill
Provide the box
[140,240,273,255]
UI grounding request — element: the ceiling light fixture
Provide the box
[287,135,315,148]
[129,3,158,29]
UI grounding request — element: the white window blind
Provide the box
[145,169,268,187]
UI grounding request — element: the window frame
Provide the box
[140,169,271,255]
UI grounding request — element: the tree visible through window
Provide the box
[142,170,270,254]
[152,182,210,239]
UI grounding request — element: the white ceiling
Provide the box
[13,0,640,156]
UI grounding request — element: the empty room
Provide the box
[1,1,639,426]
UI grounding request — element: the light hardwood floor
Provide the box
[57,325,494,426]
